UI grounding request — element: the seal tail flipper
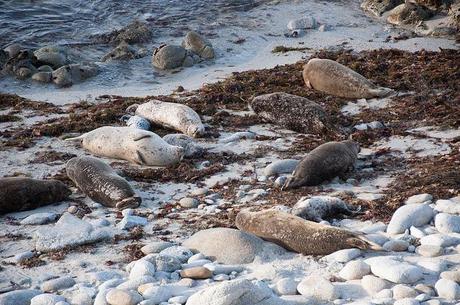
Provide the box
[64,134,86,142]
[370,87,394,98]
[346,235,384,252]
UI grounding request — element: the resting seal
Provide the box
[250,92,336,135]
[235,209,381,255]
[292,196,361,222]
[0,177,71,214]
[303,58,393,99]
[283,140,359,190]
[66,156,141,209]
[135,100,205,137]
[66,126,184,166]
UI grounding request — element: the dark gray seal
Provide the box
[250,92,337,136]
[66,156,141,209]
[0,177,71,215]
[235,209,381,256]
[283,140,360,190]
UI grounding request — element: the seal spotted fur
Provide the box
[0,177,71,214]
[283,140,360,190]
[235,209,381,255]
[66,156,141,209]
[303,58,393,99]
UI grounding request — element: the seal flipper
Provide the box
[346,235,383,251]
[64,133,86,143]
[135,150,147,165]
[369,87,394,98]
[134,134,151,141]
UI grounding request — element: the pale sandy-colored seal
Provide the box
[250,92,337,135]
[303,58,393,99]
[66,156,141,209]
[135,100,205,137]
[66,126,184,166]
[235,209,381,255]
[0,177,71,214]
[283,140,360,190]
[292,196,361,222]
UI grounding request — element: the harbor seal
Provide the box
[162,133,204,158]
[66,156,141,209]
[302,58,393,99]
[0,177,71,214]
[66,126,184,166]
[250,92,336,135]
[292,196,361,222]
[235,209,381,255]
[283,140,360,190]
[135,100,205,137]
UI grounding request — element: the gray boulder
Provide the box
[182,31,215,59]
[152,45,190,70]
[34,46,68,69]
[183,228,264,264]
[52,64,98,87]
[102,42,143,62]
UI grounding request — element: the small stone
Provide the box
[435,199,460,214]
[129,260,156,279]
[366,257,422,284]
[31,72,52,83]
[339,260,370,280]
[406,194,432,204]
[0,289,41,305]
[387,204,434,234]
[434,213,460,233]
[168,295,188,304]
[414,284,435,296]
[190,188,208,196]
[31,294,66,305]
[375,288,393,298]
[182,259,212,269]
[141,241,174,255]
[41,276,76,292]
[416,245,443,257]
[117,215,147,230]
[394,299,420,305]
[361,275,391,294]
[440,270,460,282]
[393,284,418,299]
[434,278,460,300]
[159,246,193,263]
[324,248,362,263]
[297,275,339,301]
[180,267,212,279]
[203,263,244,275]
[105,289,143,305]
[155,255,182,272]
[213,274,229,281]
[274,278,298,295]
[410,226,426,238]
[187,253,205,263]
[179,197,199,209]
[383,240,409,252]
[116,276,155,291]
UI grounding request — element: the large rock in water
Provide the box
[52,63,98,87]
[0,289,41,305]
[361,0,404,16]
[182,31,215,59]
[34,213,111,251]
[387,2,434,25]
[182,228,264,264]
[152,45,191,70]
[235,209,380,255]
[34,45,68,69]
[186,279,291,305]
[250,92,335,135]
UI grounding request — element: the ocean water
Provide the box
[0,0,267,47]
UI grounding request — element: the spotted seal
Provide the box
[283,140,360,190]
[292,196,361,222]
[134,100,205,137]
[303,58,393,99]
[66,156,141,209]
[66,126,184,166]
[235,209,381,255]
[0,177,71,214]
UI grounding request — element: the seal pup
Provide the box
[292,196,361,222]
[250,92,337,136]
[121,114,151,130]
[66,126,184,166]
[283,140,360,190]
[134,100,205,137]
[66,156,141,209]
[303,58,393,99]
[0,177,71,214]
[235,209,381,255]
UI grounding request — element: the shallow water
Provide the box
[0,0,267,47]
